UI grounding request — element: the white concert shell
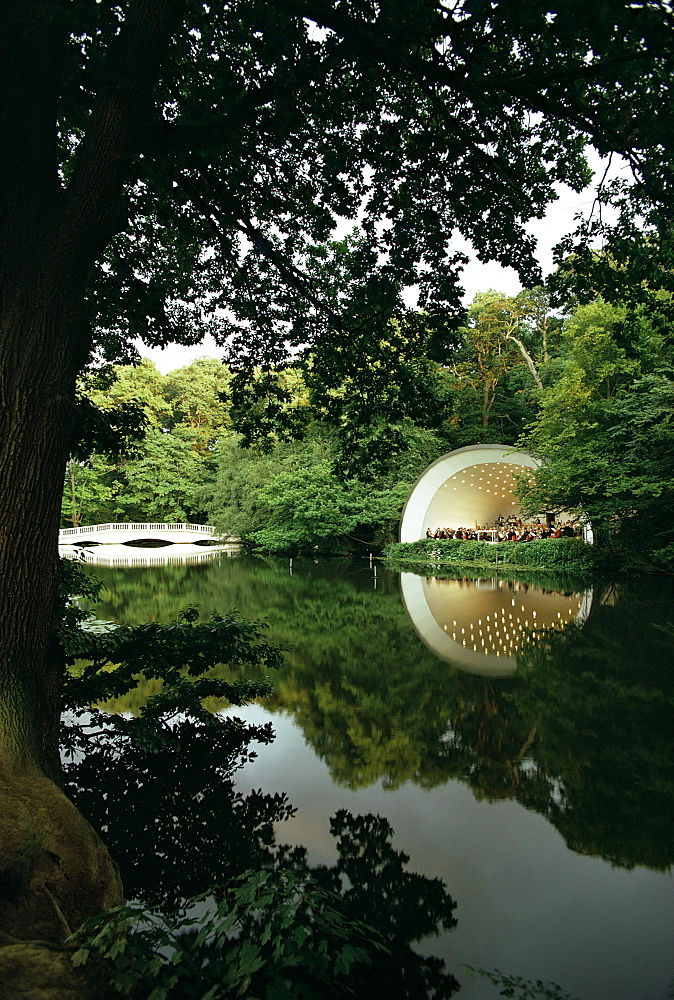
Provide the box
[400,444,542,543]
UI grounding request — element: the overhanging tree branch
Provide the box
[58,0,185,268]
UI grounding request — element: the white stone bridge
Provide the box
[58,522,234,546]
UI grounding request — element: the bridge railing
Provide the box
[59,522,217,537]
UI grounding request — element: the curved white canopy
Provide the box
[400,444,540,543]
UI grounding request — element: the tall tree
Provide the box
[519,298,674,567]
[161,357,231,447]
[63,358,230,526]
[450,292,526,432]
[446,289,559,442]
[63,453,119,527]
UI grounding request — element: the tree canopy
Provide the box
[5,1,674,377]
[63,358,230,526]
[518,297,674,567]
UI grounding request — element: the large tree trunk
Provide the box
[0,3,184,990]
[481,375,493,428]
[0,0,185,773]
[68,462,81,529]
[0,282,87,782]
[0,289,123,997]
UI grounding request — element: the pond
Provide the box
[76,549,674,1000]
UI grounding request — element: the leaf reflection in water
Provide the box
[64,713,460,998]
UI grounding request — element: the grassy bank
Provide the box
[383,537,606,575]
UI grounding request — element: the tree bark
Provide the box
[481,376,494,427]
[0,285,125,997]
[0,2,207,994]
[0,277,87,779]
[0,0,185,777]
[68,463,80,529]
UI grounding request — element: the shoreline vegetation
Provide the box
[383,537,606,576]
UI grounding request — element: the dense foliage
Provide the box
[203,422,445,553]
[444,289,555,444]
[65,356,447,552]
[517,298,674,570]
[4,4,674,994]
[66,278,674,570]
[70,869,386,1000]
[384,537,605,574]
[63,358,230,526]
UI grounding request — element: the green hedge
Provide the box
[383,537,605,573]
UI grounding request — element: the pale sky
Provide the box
[139,151,621,374]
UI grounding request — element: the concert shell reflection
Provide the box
[401,572,593,676]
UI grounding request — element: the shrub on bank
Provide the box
[384,537,605,573]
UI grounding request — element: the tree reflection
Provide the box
[277,576,674,870]
[86,558,674,870]
[306,810,458,999]
[64,715,291,910]
[510,584,674,870]
[64,715,460,998]
[0,561,460,998]
[232,565,674,871]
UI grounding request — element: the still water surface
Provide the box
[80,550,674,1000]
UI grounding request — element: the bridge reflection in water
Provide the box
[401,572,592,676]
[59,542,241,568]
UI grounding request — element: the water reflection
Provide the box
[401,573,592,675]
[81,556,674,869]
[59,542,240,567]
[69,555,674,998]
[63,713,461,998]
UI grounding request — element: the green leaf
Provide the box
[70,947,90,968]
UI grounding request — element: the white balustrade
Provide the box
[58,522,222,544]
